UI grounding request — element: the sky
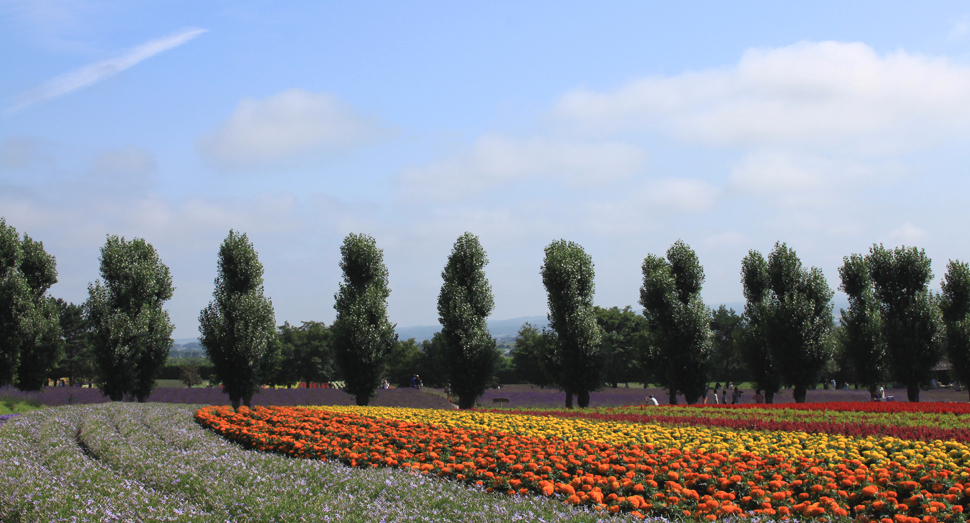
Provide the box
[3,1,970,339]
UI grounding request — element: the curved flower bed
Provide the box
[485,405,970,445]
[196,404,970,521]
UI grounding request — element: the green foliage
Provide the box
[418,334,449,388]
[740,250,782,402]
[940,260,970,400]
[0,218,63,391]
[741,243,834,404]
[593,306,647,387]
[838,253,887,395]
[53,299,97,386]
[178,361,203,387]
[331,233,396,406]
[385,337,424,388]
[511,323,557,388]
[709,305,747,383]
[541,239,603,408]
[437,232,497,409]
[640,240,713,405]
[868,244,944,402]
[86,235,174,402]
[199,230,277,409]
[270,321,334,387]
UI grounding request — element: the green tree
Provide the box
[741,243,834,403]
[593,306,647,387]
[418,333,448,388]
[511,323,556,388]
[199,230,277,410]
[769,243,834,403]
[740,250,782,403]
[939,260,970,401]
[709,305,747,384]
[868,244,943,402]
[0,219,62,391]
[838,253,887,396]
[54,299,97,386]
[385,337,425,387]
[86,235,174,402]
[437,232,498,409]
[272,321,334,387]
[640,240,713,405]
[541,239,603,408]
[179,361,203,387]
[331,233,396,406]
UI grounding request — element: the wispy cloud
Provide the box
[8,27,207,112]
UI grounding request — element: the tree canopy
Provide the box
[438,232,498,409]
[86,235,174,402]
[0,218,62,391]
[331,233,397,406]
[640,240,713,404]
[541,239,603,408]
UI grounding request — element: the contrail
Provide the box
[8,27,208,113]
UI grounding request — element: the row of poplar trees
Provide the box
[515,240,970,406]
[5,212,970,407]
[199,230,506,410]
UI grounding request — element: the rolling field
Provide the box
[2,385,969,522]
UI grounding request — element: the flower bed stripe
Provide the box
[197,405,970,522]
[491,408,970,445]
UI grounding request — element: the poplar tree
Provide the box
[741,242,833,404]
[0,218,62,390]
[838,253,886,396]
[438,232,497,409]
[869,245,943,402]
[331,233,396,406]
[199,230,278,410]
[640,240,713,404]
[540,239,603,408]
[87,235,174,402]
[941,260,970,402]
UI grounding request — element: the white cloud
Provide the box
[888,222,926,244]
[399,134,646,200]
[8,27,207,112]
[197,89,393,169]
[642,178,719,213]
[0,137,54,170]
[88,145,156,179]
[553,41,970,155]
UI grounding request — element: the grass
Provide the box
[0,403,640,523]
[0,393,43,415]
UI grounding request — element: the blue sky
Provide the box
[3,1,970,338]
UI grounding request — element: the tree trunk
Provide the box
[577,390,590,408]
[355,394,370,406]
[793,385,807,403]
[907,383,920,402]
[458,395,475,409]
[244,395,253,408]
[668,389,678,405]
[765,390,775,404]
[231,397,240,411]
[565,392,574,409]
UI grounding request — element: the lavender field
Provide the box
[0,385,454,408]
[0,402,636,523]
[4,383,966,411]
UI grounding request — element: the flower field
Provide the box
[0,403,627,522]
[196,402,970,522]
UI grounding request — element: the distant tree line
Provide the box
[3,214,970,407]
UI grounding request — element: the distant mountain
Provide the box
[396,315,549,343]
